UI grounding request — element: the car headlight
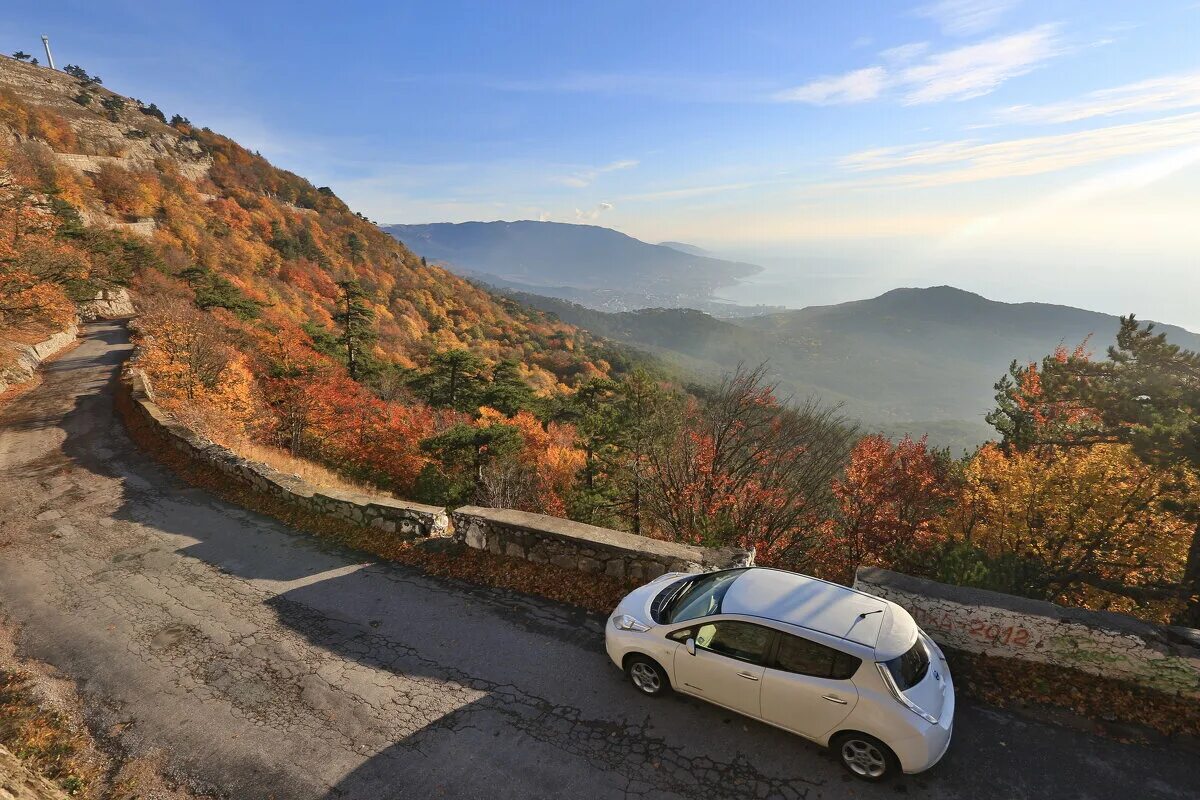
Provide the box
[614,614,650,632]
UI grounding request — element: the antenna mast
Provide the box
[41,35,56,70]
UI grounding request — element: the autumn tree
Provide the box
[820,434,958,584]
[645,364,856,558]
[936,443,1195,618]
[473,407,583,514]
[333,279,376,380]
[0,270,74,327]
[989,318,1200,624]
[0,163,54,248]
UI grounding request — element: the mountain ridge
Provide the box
[383,220,762,311]
[505,285,1200,452]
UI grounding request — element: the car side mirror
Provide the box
[685,638,696,656]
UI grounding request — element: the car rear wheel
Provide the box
[831,732,898,782]
[625,655,670,697]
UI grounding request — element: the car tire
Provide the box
[624,655,670,697]
[830,732,898,782]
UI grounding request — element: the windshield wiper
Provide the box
[659,578,697,622]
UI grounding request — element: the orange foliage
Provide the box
[0,68,623,514]
[820,435,956,583]
[478,407,584,516]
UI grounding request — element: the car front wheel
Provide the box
[831,732,898,782]
[625,655,670,697]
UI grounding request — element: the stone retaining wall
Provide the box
[124,359,757,581]
[854,566,1200,698]
[123,366,450,538]
[0,323,78,394]
[452,505,755,582]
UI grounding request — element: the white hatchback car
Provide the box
[605,567,954,781]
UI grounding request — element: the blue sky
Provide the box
[4,1,1200,327]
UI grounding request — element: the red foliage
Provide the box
[820,434,956,583]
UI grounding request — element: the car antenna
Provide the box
[857,609,884,619]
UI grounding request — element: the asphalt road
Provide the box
[0,320,1196,800]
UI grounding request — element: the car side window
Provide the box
[693,621,773,664]
[773,632,861,680]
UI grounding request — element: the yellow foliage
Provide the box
[945,443,1195,613]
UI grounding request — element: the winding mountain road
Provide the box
[0,321,1196,799]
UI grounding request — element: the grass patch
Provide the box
[0,668,94,796]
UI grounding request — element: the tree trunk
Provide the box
[631,482,641,536]
[1179,520,1200,628]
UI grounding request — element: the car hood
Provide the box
[613,572,689,625]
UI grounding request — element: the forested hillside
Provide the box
[509,286,1200,451]
[3,54,1197,628]
[0,56,634,507]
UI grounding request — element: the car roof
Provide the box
[720,567,917,655]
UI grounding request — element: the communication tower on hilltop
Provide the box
[41,35,56,70]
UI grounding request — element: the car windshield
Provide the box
[652,569,747,624]
[882,638,930,691]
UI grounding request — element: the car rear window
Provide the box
[882,638,930,691]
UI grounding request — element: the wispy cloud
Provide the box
[776,25,1062,106]
[553,159,639,188]
[998,71,1200,124]
[899,25,1062,103]
[880,42,930,63]
[838,112,1200,187]
[915,0,1020,36]
[773,67,888,105]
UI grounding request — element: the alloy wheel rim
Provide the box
[630,662,660,693]
[841,739,886,777]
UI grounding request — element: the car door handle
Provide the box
[736,671,760,681]
[821,694,848,704]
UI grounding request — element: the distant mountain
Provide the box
[382,221,762,311]
[508,286,1200,453]
[658,241,712,257]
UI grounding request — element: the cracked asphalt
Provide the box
[0,320,1197,800]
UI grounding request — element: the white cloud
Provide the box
[899,25,1062,104]
[777,26,1061,106]
[915,0,1020,36]
[773,67,888,105]
[554,160,638,190]
[554,159,639,188]
[999,71,1200,124]
[838,112,1200,187]
[880,42,930,63]
[575,202,614,221]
